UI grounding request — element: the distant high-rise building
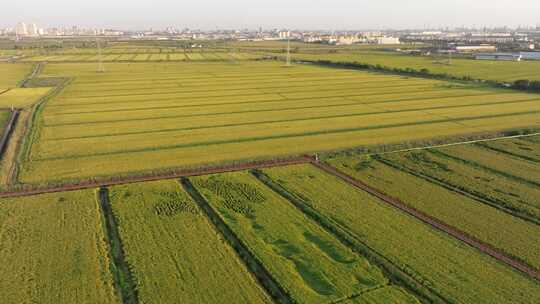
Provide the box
[27,23,38,36]
[15,22,27,36]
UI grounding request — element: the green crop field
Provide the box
[294,51,540,82]
[16,61,540,184]
[0,63,33,87]
[0,190,118,303]
[326,154,540,270]
[108,180,272,304]
[261,164,540,304]
[477,135,540,162]
[435,142,540,184]
[378,149,540,222]
[190,171,419,303]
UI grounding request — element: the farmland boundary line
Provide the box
[312,161,540,281]
[0,156,312,198]
[374,156,540,226]
[97,187,139,304]
[250,169,448,304]
[179,178,294,304]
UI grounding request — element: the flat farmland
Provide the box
[190,171,419,303]
[0,87,52,108]
[326,154,540,270]
[295,52,540,82]
[21,52,258,62]
[378,149,540,222]
[0,63,32,87]
[19,61,540,184]
[0,190,118,303]
[108,180,272,304]
[261,164,540,304]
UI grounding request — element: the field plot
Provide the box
[262,164,540,304]
[0,63,32,87]
[18,61,540,184]
[190,171,419,303]
[108,180,271,304]
[326,154,540,270]
[0,190,118,303]
[378,149,540,222]
[295,52,540,82]
[0,87,52,108]
[435,142,540,184]
[477,135,540,162]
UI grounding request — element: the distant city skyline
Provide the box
[3,0,540,30]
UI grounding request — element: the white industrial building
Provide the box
[475,53,522,61]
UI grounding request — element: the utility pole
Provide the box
[96,38,105,73]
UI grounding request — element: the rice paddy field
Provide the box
[0,190,119,304]
[261,164,540,304]
[190,171,419,303]
[17,61,540,184]
[21,51,260,62]
[108,180,272,304]
[294,51,540,82]
[0,87,52,108]
[1,42,540,304]
[378,147,540,222]
[0,63,32,87]
[326,153,540,270]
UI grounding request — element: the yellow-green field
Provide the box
[327,152,540,270]
[261,164,540,304]
[294,52,540,82]
[18,61,540,184]
[0,63,33,87]
[190,171,419,303]
[108,180,272,304]
[0,190,119,303]
[21,51,260,62]
[0,87,52,108]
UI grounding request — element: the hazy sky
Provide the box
[3,0,540,30]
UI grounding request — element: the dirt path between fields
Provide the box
[0,155,313,198]
[312,161,540,282]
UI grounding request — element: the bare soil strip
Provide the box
[0,156,312,198]
[312,161,540,282]
[0,109,21,159]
